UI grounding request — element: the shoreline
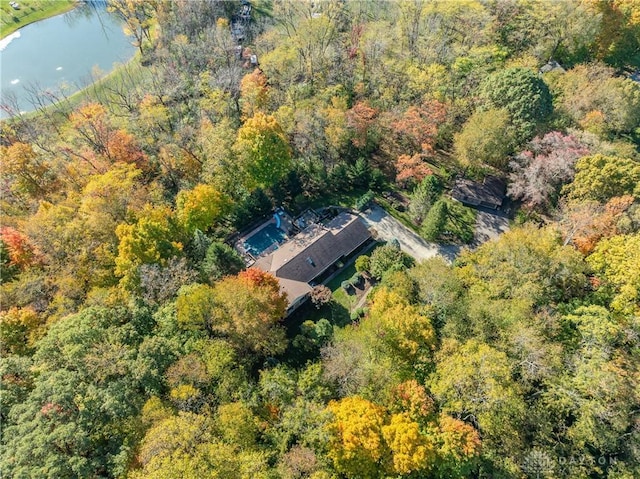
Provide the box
[0,0,77,40]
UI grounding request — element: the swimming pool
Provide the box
[244,223,287,257]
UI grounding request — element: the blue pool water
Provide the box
[244,223,287,256]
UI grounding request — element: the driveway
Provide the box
[358,204,461,263]
[471,206,510,247]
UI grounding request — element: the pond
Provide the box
[0,2,136,118]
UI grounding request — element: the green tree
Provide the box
[369,243,414,280]
[131,412,245,479]
[216,401,260,448]
[421,199,448,241]
[409,175,442,225]
[1,306,158,479]
[479,67,553,139]
[200,241,245,282]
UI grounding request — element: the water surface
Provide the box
[0,3,135,117]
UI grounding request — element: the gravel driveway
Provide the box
[358,204,461,263]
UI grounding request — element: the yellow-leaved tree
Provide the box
[234,112,292,190]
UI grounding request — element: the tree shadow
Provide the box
[329,300,351,327]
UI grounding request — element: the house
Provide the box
[451,176,506,210]
[253,211,372,314]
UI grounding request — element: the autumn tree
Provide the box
[549,63,640,136]
[389,380,435,423]
[563,154,640,202]
[382,412,435,475]
[234,112,293,190]
[139,257,199,306]
[239,68,271,119]
[66,102,148,171]
[395,154,434,187]
[326,396,388,477]
[587,232,640,315]
[0,227,42,272]
[1,142,54,198]
[560,195,635,254]
[0,306,44,356]
[177,269,288,357]
[175,183,231,234]
[368,287,436,364]
[591,0,640,69]
[114,206,183,289]
[310,285,332,308]
[108,0,157,56]
[429,339,525,464]
[383,101,447,186]
[434,414,481,477]
[346,101,380,151]
[508,131,589,209]
[454,108,517,169]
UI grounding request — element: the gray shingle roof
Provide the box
[254,212,371,306]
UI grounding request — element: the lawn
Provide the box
[286,255,376,334]
[1,0,76,38]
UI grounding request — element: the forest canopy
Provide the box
[1,1,639,478]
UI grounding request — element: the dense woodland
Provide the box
[1,0,640,478]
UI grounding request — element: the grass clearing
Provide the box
[1,0,76,38]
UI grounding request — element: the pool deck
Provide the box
[235,210,294,265]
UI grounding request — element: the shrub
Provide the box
[349,272,363,287]
[310,285,332,308]
[355,255,370,273]
[369,243,414,279]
